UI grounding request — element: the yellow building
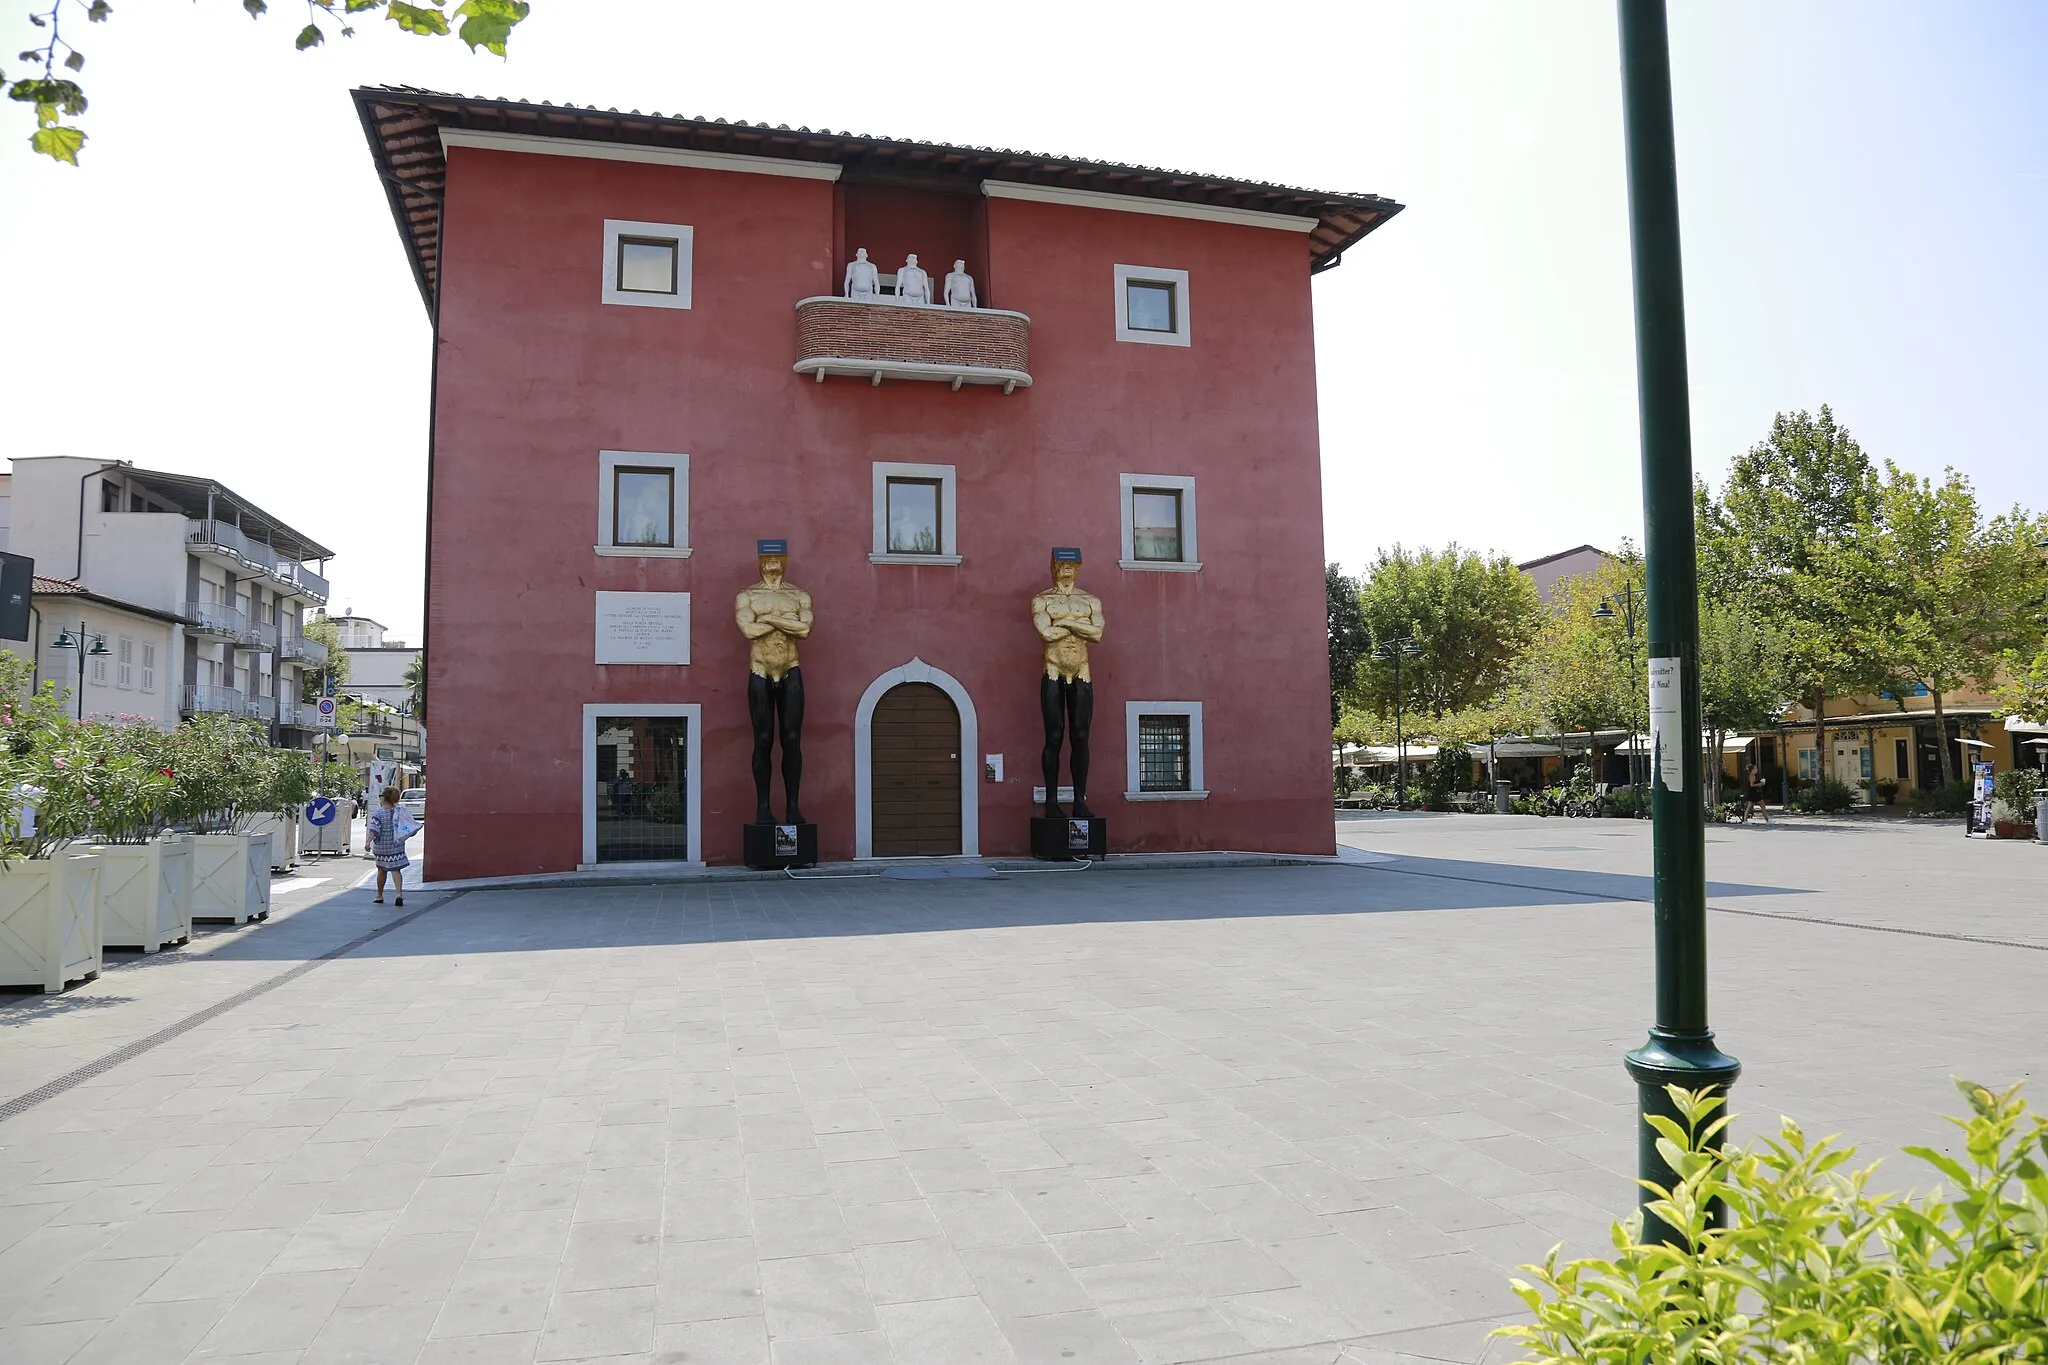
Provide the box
[1764,683,2037,802]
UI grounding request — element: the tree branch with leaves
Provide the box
[7,0,531,165]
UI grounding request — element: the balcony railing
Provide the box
[181,684,245,716]
[185,600,248,641]
[244,696,273,721]
[274,562,330,604]
[278,632,329,666]
[187,518,253,563]
[248,619,279,651]
[793,297,1032,393]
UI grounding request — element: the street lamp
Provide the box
[49,624,111,720]
[1593,585,1646,816]
[1617,0,1738,1245]
[1371,635,1423,808]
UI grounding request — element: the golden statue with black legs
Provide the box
[735,540,813,826]
[1031,547,1104,821]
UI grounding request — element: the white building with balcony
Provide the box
[0,459,336,744]
[320,611,425,766]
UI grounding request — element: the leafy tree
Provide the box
[2000,645,2048,727]
[1696,601,1791,809]
[1841,468,2043,785]
[1353,545,1543,721]
[1318,564,1368,732]
[298,615,350,704]
[404,651,426,725]
[1697,407,1887,782]
[7,0,531,165]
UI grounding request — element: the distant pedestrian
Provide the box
[368,786,409,905]
[1741,762,1770,824]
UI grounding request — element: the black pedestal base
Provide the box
[743,822,817,870]
[1030,815,1108,861]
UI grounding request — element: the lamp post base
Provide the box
[1624,1029,1741,1244]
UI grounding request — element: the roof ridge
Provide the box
[349,86,1399,206]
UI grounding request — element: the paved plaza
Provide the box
[1,816,2043,1364]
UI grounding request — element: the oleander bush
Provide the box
[1497,1080,2048,1362]
[2,652,320,855]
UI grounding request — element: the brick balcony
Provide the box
[793,297,1032,393]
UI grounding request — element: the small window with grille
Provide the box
[1138,714,1192,792]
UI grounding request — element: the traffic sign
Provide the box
[306,796,338,827]
[316,696,338,728]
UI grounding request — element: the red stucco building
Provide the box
[355,89,1402,879]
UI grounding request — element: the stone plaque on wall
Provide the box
[595,591,691,665]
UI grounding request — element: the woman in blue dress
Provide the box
[367,786,410,905]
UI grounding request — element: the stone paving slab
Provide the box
[0,839,431,1104]
[0,816,2041,1363]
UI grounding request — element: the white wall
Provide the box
[8,457,109,580]
[79,510,190,615]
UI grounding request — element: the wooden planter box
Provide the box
[189,832,272,925]
[0,853,103,992]
[93,838,192,953]
[246,813,300,870]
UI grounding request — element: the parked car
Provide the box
[398,788,427,826]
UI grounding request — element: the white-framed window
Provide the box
[1118,473,1200,571]
[601,219,694,310]
[1124,701,1208,801]
[596,450,691,558]
[1113,264,1192,347]
[88,639,109,687]
[870,462,961,565]
[140,642,157,693]
[116,636,134,689]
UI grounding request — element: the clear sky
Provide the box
[3,2,2041,641]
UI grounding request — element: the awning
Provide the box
[1343,744,1438,763]
[2005,716,2047,736]
[1620,735,1757,756]
[1485,730,1630,759]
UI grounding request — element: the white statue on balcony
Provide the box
[896,253,933,305]
[944,260,977,309]
[844,248,880,301]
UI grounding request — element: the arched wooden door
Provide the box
[870,682,961,856]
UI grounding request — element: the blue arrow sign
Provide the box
[306,796,338,827]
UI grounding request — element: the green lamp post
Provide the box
[1371,635,1422,808]
[49,624,112,720]
[1616,0,1740,1243]
[1593,585,1646,815]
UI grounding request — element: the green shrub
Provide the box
[1908,779,1973,816]
[1792,777,1858,813]
[647,786,683,824]
[1605,785,1647,819]
[1497,1080,2048,1361]
[1415,742,1472,811]
[1993,766,2042,817]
